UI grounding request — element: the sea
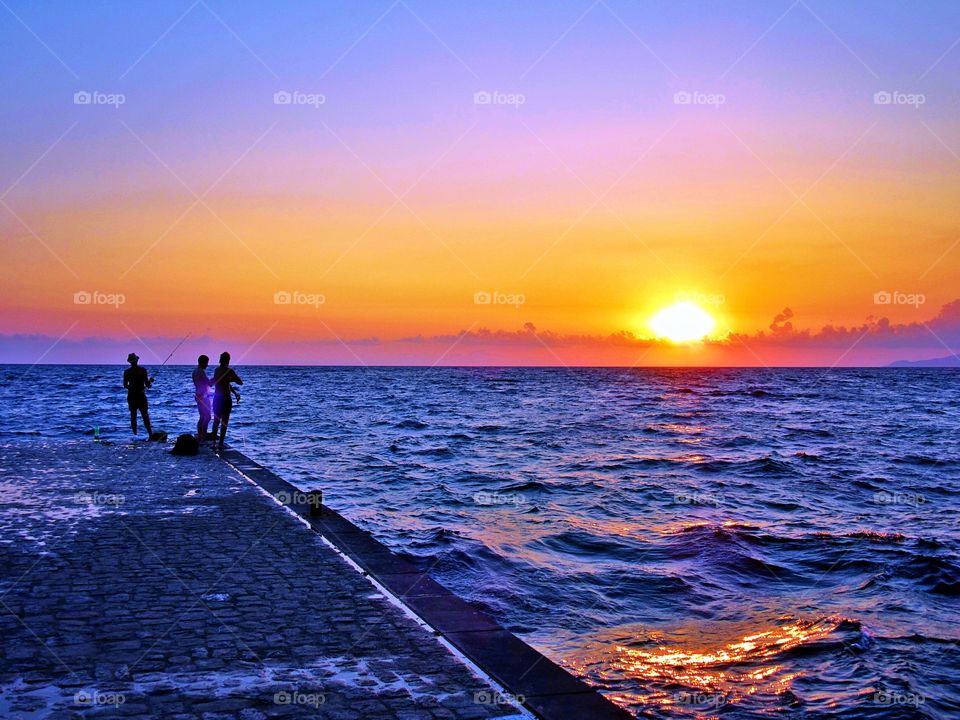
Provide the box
[1,365,957,719]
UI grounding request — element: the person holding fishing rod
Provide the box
[210,352,242,450]
[122,333,191,440]
[123,353,154,438]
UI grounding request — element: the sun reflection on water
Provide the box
[566,618,845,716]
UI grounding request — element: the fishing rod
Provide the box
[149,332,191,385]
[160,332,191,367]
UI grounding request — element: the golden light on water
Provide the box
[566,618,843,714]
[650,302,716,343]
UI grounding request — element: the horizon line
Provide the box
[0,362,950,369]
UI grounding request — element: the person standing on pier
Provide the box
[123,353,153,438]
[211,352,242,450]
[193,354,212,442]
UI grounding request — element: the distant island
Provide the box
[888,354,960,368]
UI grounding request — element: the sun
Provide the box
[650,301,716,343]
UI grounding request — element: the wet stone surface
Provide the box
[0,441,524,719]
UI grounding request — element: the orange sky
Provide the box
[2,2,959,365]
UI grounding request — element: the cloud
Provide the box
[397,301,960,352]
[770,308,794,334]
[729,299,960,350]
[1,301,957,365]
[399,322,663,348]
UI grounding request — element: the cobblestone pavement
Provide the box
[0,441,526,719]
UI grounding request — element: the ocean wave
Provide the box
[565,616,873,717]
[716,435,760,448]
[499,480,550,493]
[694,456,798,476]
[408,446,452,457]
[537,530,652,563]
[745,388,779,398]
[894,555,960,596]
[819,530,907,543]
[474,424,504,433]
[782,425,835,438]
[895,453,955,466]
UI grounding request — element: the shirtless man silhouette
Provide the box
[123,353,153,437]
[210,352,242,450]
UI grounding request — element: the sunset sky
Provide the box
[2,0,959,365]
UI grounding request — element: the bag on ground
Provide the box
[170,433,199,456]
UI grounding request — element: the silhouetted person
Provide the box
[193,354,212,442]
[211,352,242,450]
[123,352,153,437]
